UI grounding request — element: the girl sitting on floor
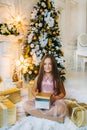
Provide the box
[24,54,68,118]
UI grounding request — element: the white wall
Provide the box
[54,0,87,70]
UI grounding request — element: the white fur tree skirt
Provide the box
[1,116,87,130]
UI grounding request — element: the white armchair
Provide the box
[75,33,87,71]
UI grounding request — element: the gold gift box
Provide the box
[0,88,21,104]
[67,101,87,127]
[28,80,34,100]
[0,96,16,127]
[35,92,51,109]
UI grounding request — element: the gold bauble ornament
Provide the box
[53,31,56,35]
[29,80,34,84]
[39,35,42,40]
[47,26,50,30]
[62,51,64,56]
[25,55,28,58]
[43,4,46,8]
[34,70,38,74]
[30,66,34,70]
[35,23,39,27]
[40,8,43,13]
[52,48,54,51]
[33,36,37,40]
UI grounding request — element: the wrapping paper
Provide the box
[70,103,87,127]
[0,88,21,103]
[35,92,51,109]
[28,81,34,100]
[0,96,16,127]
[65,98,87,127]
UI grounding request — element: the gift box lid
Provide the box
[0,96,16,110]
[36,92,52,100]
[0,87,20,95]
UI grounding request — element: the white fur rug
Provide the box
[0,116,87,130]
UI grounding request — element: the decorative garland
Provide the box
[0,23,19,36]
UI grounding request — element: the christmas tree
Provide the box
[22,0,65,81]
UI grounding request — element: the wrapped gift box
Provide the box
[64,98,78,103]
[0,96,16,127]
[28,80,34,100]
[0,87,21,104]
[66,100,87,127]
[35,92,51,109]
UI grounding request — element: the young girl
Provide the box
[24,54,68,118]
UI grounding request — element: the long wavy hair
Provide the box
[37,54,63,95]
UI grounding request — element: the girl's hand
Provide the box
[50,94,56,104]
[32,89,38,97]
[35,90,39,96]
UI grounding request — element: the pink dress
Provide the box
[24,76,68,118]
[41,75,54,94]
